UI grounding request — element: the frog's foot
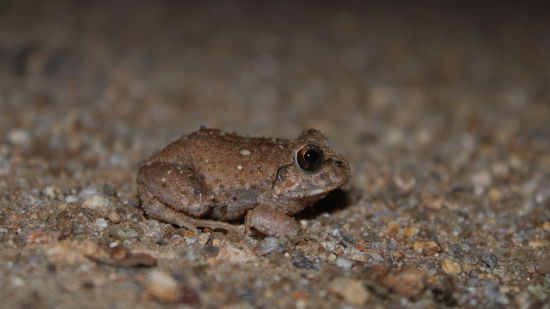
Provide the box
[245,204,301,241]
[140,189,241,237]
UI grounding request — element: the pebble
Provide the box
[102,183,116,197]
[107,225,140,240]
[292,250,317,270]
[82,195,110,210]
[209,244,255,264]
[413,240,441,255]
[145,270,180,303]
[442,259,462,275]
[95,218,108,231]
[239,149,251,156]
[78,186,101,200]
[481,253,498,268]
[64,195,79,203]
[255,237,290,256]
[382,269,426,298]
[43,186,57,199]
[45,240,104,264]
[181,247,199,262]
[198,233,210,246]
[335,258,353,270]
[327,277,370,306]
[107,211,121,223]
[7,129,31,146]
[26,230,60,244]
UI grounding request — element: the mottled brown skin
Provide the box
[137,127,350,239]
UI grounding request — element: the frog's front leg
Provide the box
[245,204,301,240]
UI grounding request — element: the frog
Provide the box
[137,127,350,240]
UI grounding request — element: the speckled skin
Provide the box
[137,128,350,239]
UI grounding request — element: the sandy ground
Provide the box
[1,1,549,308]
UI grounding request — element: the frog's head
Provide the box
[271,129,350,210]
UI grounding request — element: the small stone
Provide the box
[255,237,290,256]
[404,226,419,238]
[11,276,25,287]
[481,253,498,268]
[64,195,78,203]
[291,250,317,270]
[78,186,101,200]
[488,188,503,202]
[383,269,426,298]
[83,195,110,210]
[413,240,441,255]
[209,244,255,264]
[442,259,462,275]
[124,229,139,239]
[26,230,60,245]
[198,233,210,246]
[327,277,369,306]
[386,221,400,235]
[145,270,180,303]
[107,225,140,240]
[108,211,121,223]
[7,129,31,146]
[102,183,117,197]
[335,258,353,270]
[95,218,108,231]
[181,247,199,262]
[472,171,491,188]
[203,245,219,258]
[528,240,548,248]
[239,149,251,156]
[43,186,57,199]
[45,240,105,264]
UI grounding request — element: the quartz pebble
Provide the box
[82,195,110,210]
[442,259,462,275]
[383,269,426,298]
[327,277,370,305]
[145,270,180,303]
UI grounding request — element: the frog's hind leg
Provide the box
[137,161,211,217]
[139,187,241,236]
[137,162,242,236]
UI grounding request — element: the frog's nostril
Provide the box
[335,160,345,168]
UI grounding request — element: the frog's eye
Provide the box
[296,144,324,172]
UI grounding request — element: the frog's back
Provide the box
[148,128,291,193]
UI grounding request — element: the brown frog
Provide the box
[137,128,350,240]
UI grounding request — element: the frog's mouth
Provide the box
[272,172,347,201]
[271,158,349,201]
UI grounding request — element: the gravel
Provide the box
[1,1,549,308]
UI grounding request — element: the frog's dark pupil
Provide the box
[304,149,319,163]
[297,144,323,172]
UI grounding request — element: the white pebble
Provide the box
[83,195,110,209]
[336,257,353,270]
[7,129,30,146]
[65,195,79,203]
[95,218,108,231]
